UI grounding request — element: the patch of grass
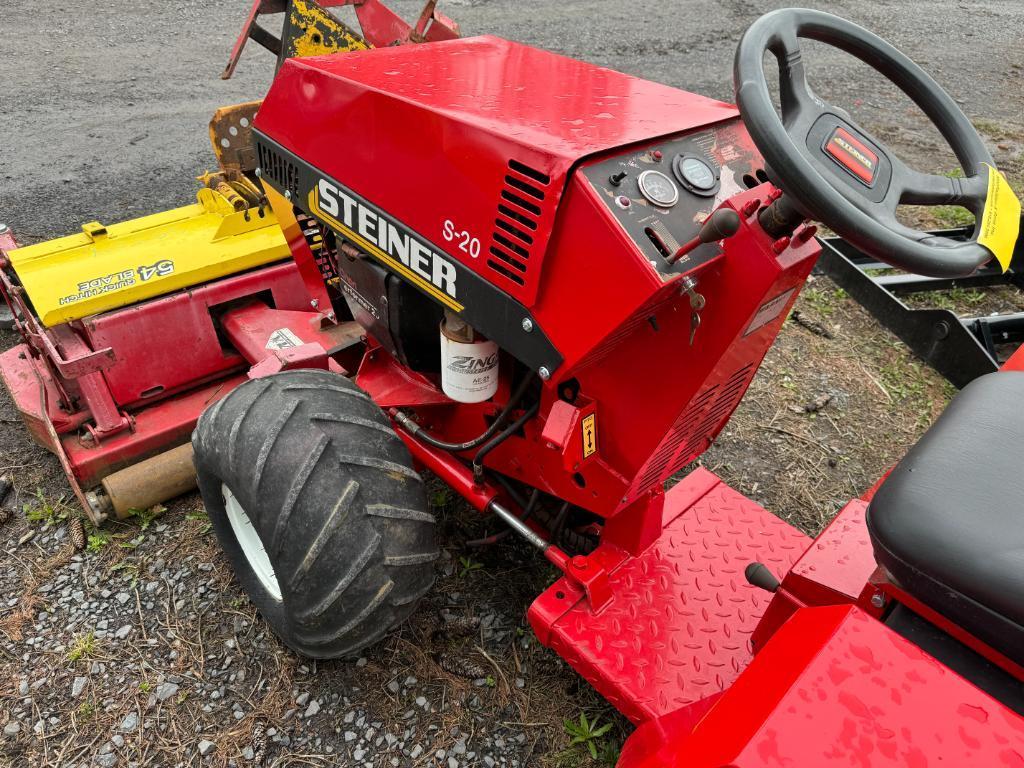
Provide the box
[801,287,847,317]
[110,562,140,589]
[128,503,166,530]
[972,119,1014,141]
[67,631,97,663]
[931,205,975,228]
[138,681,152,693]
[86,531,111,554]
[561,712,616,763]
[431,488,451,509]
[24,489,69,526]
[77,701,96,720]
[918,286,988,312]
[117,534,146,550]
[458,556,483,578]
[185,509,212,535]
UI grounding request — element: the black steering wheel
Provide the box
[735,8,997,277]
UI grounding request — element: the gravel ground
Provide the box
[1,1,1022,766]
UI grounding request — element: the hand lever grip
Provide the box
[668,208,741,264]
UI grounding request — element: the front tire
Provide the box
[192,369,438,659]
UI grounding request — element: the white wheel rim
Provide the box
[222,484,282,601]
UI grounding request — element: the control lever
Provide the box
[668,207,741,264]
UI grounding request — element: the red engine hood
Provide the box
[254,35,737,306]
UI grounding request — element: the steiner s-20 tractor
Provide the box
[2,2,1024,763]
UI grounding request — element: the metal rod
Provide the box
[486,499,549,551]
[466,489,538,548]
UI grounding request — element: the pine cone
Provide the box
[69,518,86,551]
[439,653,488,680]
[251,719,267,764]
[0,475,12,507]
[441,614,481,636]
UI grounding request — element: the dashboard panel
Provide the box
[581,119,763,277]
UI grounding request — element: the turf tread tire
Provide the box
[193,369,437,659]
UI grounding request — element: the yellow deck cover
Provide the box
[8,188,290,327]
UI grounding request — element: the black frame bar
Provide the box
[816,227,1024,389]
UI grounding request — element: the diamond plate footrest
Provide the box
[529,468,810,724]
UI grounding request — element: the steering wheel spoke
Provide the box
[893,164,987,210]
[769,30,825,135]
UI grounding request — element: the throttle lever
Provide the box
[668,207,741,264]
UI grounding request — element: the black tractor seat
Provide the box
[867,372,1024,665]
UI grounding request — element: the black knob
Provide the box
[609,171,628,187]
[698,208,741,244]
[744,561,780,593]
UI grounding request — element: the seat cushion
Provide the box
[867,372,1024,663]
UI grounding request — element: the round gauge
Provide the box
[637,170,679,207]
[672,154,720,196]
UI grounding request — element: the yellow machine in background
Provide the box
[9,189,289,327]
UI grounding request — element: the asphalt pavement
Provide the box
[1,0,1021,239]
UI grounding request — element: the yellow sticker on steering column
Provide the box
[978,165,1021,272]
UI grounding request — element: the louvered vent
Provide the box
[257,142,300,198]
[634,363,755,495]
[487,160,549,287]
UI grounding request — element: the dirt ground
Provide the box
[1,0,1023,766]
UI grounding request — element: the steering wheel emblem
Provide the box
[824,127,878,185]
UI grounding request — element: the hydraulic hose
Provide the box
[391,373,535,453]
[472,401,540,479]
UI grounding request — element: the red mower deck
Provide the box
[530,468,810,723]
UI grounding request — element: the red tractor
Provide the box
[2,2,1022,763]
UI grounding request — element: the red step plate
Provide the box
[529,469,810,724]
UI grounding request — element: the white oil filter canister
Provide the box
[440,316,499,403]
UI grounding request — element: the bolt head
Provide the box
[254,167,262,178]
[870,592,886,609]
[284,189,292,201]
[538,366,551,381]
[521,318,534,333]
[0,223,9,235]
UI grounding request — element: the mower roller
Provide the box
[3,1,1024,763]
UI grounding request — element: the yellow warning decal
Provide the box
[978,165,1021,272]
[582,413,597,459]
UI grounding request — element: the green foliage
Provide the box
[24,489,69,526]
[458,555,483,578]
[86,531,111,554]
[915,285,987,312]
[563,712,615,762]
[67,631,97,663]
[77,701,96,720]
[128,503,166,530]
[931,205,975,228]
[801,287,847,317]
[186,509,212,535]
[111,562,140,589]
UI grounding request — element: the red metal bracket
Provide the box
[544,546,625,613]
